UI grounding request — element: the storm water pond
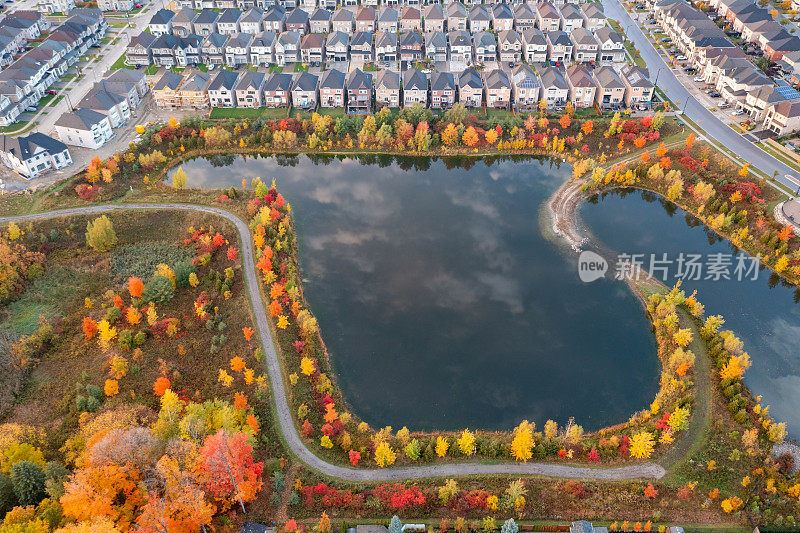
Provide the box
[169,154,658,432]
[581,190,800,439]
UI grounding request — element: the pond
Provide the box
[169,153,658,432]
[581,190,800,439]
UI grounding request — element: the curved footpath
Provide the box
[0,203,666,482]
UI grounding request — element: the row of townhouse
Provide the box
[0,9,108,126]
[147,2,605,41]
[152,61,651,112]
[53,69,150,149]
[0,11,51,69]
[709,0,800,61]
[128,24,624,68]
[36,0,76,15]
[653,0,800,135]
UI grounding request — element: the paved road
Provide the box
[0,203,667,481]
[602,0,800,193]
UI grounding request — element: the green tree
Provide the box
[389,516,403,533]
[11,461,46,507]
[85,215,117,252]
[143,275,174,305]
[0,472,16,515]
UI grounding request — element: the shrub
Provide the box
[10,461,46,506]
[143,275,174,305]
[85,215,117,252]
[0,472,16,514]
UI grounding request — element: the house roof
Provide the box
[264,6,285,22]
[1,132,67,161]
[326,30,349,47]
[180,69,212,92]
[172,7,198,25]
[425,30,446,48]
[217,8,242,24]
[537,1,560,19]
[401,6,421,19]
[241,8,264,24]
[264,71,292,91]
[149,8,175,26]
[292,71,318,91]
[319,68,345,89]
[570,27,597,46]
[399,31,422,45]
[511,62,540,87]
[128,31,157,49]
[458,67,483,89]
[310,8,331,21]
[594,26,623,44]
[473,30,496,48]
[79,85,126,111]
[153,70,183,91]
[301,32,324,49]
[227,33,253,48]
[403,67,427,91]
[208,69,241,91]
[498,29,521,45]
[233,70,265,91]
[547,30,572,46]
[445,2,467,18]
[430,70,455,90]
[202,32,229,49]
[378,6,399,22]
[424,4,444,20]
[54,108,107,130]
[539,66,568,89]
[514,4,535,19]
[375,32,397,47]
[375,68,399,90]
[592,65,624,88]
[350,30,373,46]
[356,6,376,21]
[103,68,145,86]
[620,64,653,88]
[581,3,604,18]
[346,67,372,91]
[252,30,276,47]
[522,27,546,45]
[195,8,220,24]
[469,4,490,21]
[448,29,471,47]
[492,3,513,19]
[278,30,301,46]
[332,8,353,21]
[284,7,308,24]
[773,99,800,118]
[559,3,582,20]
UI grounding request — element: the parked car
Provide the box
[676,54,687,60]
[709,92,721,98]
[693,76,704,82]
[24,106,36,112]
[45,89,57,95]
[732,109,745,116]
[719,102,730,108]
[684,67,696,73]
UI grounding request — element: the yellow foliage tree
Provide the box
[510,420,535,462]
[374,440,396,467]
[629,431,655,459]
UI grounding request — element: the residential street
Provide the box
[602,0,800,193]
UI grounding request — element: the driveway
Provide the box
[602,0,800,190]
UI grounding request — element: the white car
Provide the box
[732,109,745,116]
[693,76,704,82]
[676,54,688,60]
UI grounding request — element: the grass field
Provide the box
[209,107,289,119]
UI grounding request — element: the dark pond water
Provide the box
[581,190,800,439]
[170,154,660,432]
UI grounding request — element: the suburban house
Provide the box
[263,6,286,32]
[446,2,468,31]
[309,8,331,33]
[375,69,400,107]
[764,99,800,135]
[291,70,318,109]
[152,71,184,108]
[0,133,71,179]
[539,66,569,108]
[217,8,243,35]
[376,32,399,63]
[319,68,346,107]
[325,30,349,63]
[430,70,456,108]
[54,108,113,149]
[403,67,428,107]
[492,3,514,31]
[208,69,241,107]
[78,85,130,128]
[458,68,483,107]
[171,7,198,37]
[484,68,511,108]
[350,31,375,62]
[250,31,277,65]
[102,68,149,108]
[346,68,372,113]
[514,4,537,31]
[511,62,540,110]
[332,9,354,33]
[239,8,264,34]
[423,4,446,32]
[559,3,584,32]
[425,30,448,62]
[570,27,598,63]
[497,29,522,63]
[619,64,654,108]
[522,27,547,63]
[148,8,175,36]
[284,7,309,34]
[225,32,254,67]
[400,6,422,31]
[566,64,596,108]
[377,7,400,33]
[448,29,473,64]
[300,32,325,66]
[547,30,573,64]
[356,7,377,31]
[592,65,624,109]
[275,30,301,65]
[738,84,798,121]
[473,31,497,63]
[176,69,212,108]
[399,31,424,62]
[537,1,561,32]
[193,9,219,36]
[595,27,624,63]
[468,4,490,32]
[581,2,605,31]
[201,33,229,65]
[125,32,157,66]
[263,71,292,107]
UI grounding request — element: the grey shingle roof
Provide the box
[285,8,308,24]
[566,64,595,87]
[539,66,568,89]
[319,68,345,89]
[54,108,107,130]
[195,8,220,24]
[375,69,399,90]
[153,71,183,91]
[264,71,293,91]
[559,3,582,20]
[469,4,490,21]
[522,27,546,45]
[234,70,266,91]
[149,8,175,26]
[430,70,455,91]
[326,30,349,47]
[310,8,331,21]
[292,71,318,91]
[208,69,241,91]
[511,63,540,88]
[218,8,242,23]
[484,68,510,89]
[570,27,597,46]
[346,68,372,91]
[378,6,399,22]
[1,132,67,161]
[424,4,444,20]
[458,68,482,89]
[403,67,427,91]
[592,65,624,88]
[620,64,653,88]
[595,26,623,44]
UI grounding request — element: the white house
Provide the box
[0,133,72,179]
[54,108,113,149]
